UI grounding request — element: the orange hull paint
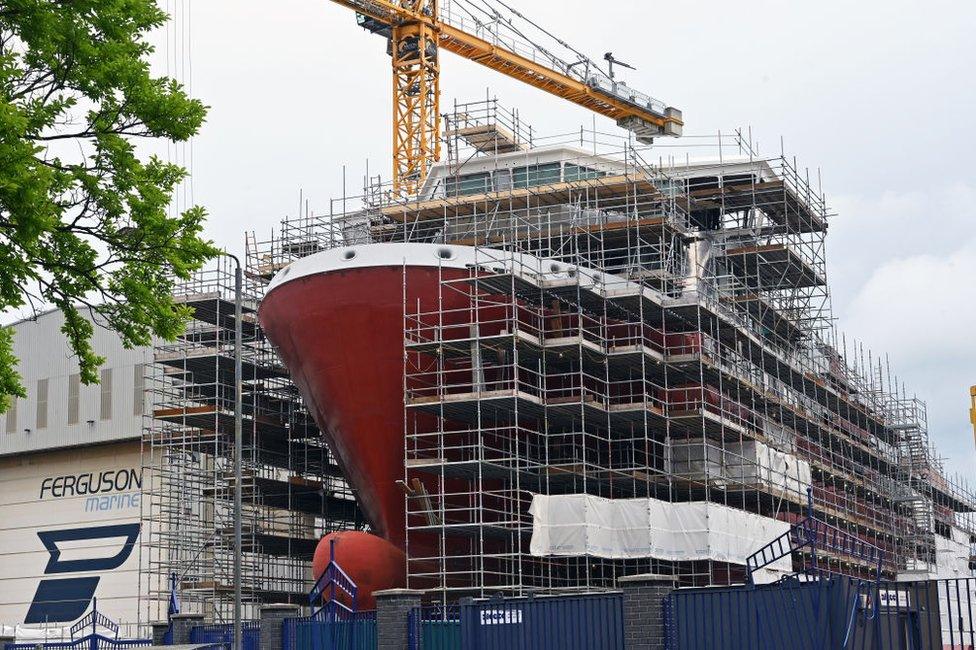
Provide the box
[312,531,406,609]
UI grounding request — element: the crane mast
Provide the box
[970,385,975,451]
[330,0,683,195]
[391,1,440,195]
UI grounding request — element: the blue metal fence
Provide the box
[9,576,969,650]
[3,602,150,650]
[665,576,976,650]
[408,604,461,650]
[459,592,625,650]
[666,576,849,650]
[282,611,376,650]
[3,637,150,650]
[747,489,885,586]
[188,621,261,650]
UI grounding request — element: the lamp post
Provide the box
[222,254,243,650]
[168,535,217,618]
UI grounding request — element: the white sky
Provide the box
[153,0,976,478]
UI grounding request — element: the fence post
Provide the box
[151,622,170,646]
[619,573,676,650]
[260,604,300,650]
[169,613,204,645]
[375,589,423,650]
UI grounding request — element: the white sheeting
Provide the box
[935,527,975,578]
[896,525,976,582]
[670,440,811,496]
[529,494,792,572]
[726,441,812,496]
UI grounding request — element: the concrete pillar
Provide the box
[619,573,676,650]
[168,613,204,645]
[260,604,301,650]
[150,622,170,646]
[375,588,423,650]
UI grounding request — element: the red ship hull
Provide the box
[259,247,474,547]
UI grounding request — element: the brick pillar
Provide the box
[150,622,170,645]
[619,573,676,650]
[260,604,301,650]
[168,612,204,645]
[375,588,423,650]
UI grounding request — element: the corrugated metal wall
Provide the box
[667,579,846,650]
[2,309,152,456]
[460,593,624,650]
[666,577,957,650]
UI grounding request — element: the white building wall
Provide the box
[0,310,154,631]
[2,309,152,456]
[0,442,145,630]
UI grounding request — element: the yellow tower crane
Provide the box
[326,0,683,195]
[970,385,975,451]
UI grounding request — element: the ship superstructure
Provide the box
[254,99,976,598]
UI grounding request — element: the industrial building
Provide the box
[0,309,151,631]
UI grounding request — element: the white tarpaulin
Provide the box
[903,527,976,581]
[529,494,792,573]
[935,527,974,578]
[670,440,812,496]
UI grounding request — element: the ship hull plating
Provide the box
[260,249,474,547]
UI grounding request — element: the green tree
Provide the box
[0,0,218,406]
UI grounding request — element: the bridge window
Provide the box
[513,163,560,189]
[444,172,492,197]
[564,163,605,182]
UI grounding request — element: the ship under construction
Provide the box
[252,98,975,600]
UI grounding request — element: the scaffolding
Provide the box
[248,99,976,599]
[140,257,362,624]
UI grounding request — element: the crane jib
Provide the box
[349,11,681,129]
[331,0,682,191]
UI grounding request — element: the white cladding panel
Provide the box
[0,442,144,629]
[529,493,792,574]
[670,440,812,497]
[2,309,152,456]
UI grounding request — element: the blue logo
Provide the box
[25,523,140,624]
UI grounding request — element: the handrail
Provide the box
[746,488,885,584]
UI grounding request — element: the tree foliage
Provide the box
[0,0,218,406]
